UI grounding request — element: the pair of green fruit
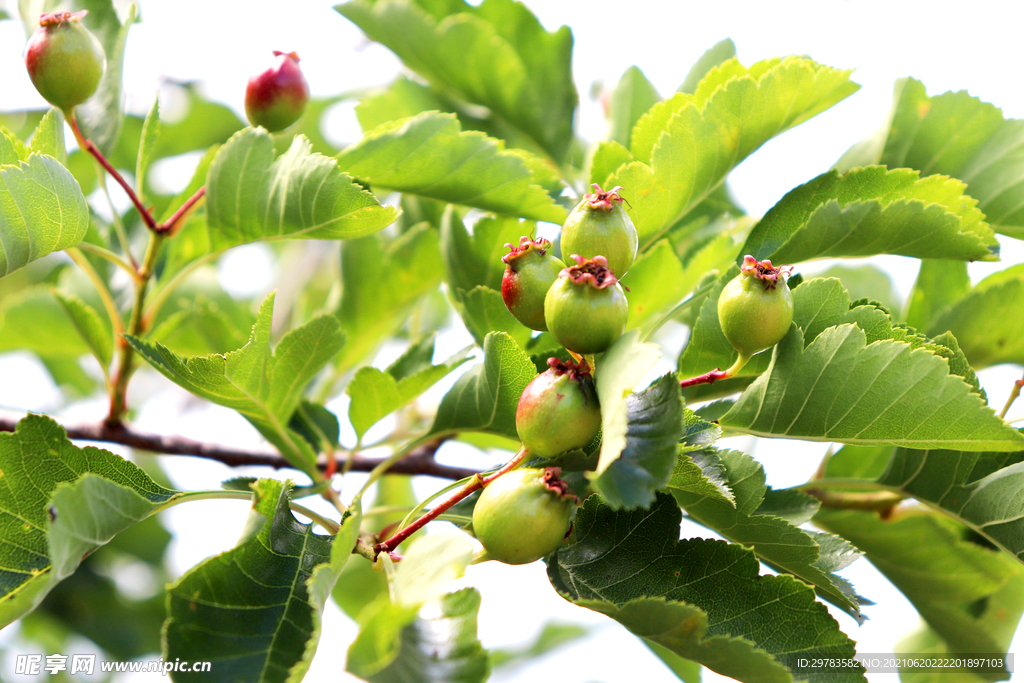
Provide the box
[502,185,637,355]
[25,12,308,132]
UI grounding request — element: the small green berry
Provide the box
[561,185,638,278]
[516,358,601,457]
[472,467,576,565]
[24,11,105,113]
[545,255,628,355]
[718,255,794,357]
[501,236,565,331]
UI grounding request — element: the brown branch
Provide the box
[0,416,477,480]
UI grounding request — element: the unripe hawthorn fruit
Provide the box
[718,255,794,357]
[501,236,565,331]
[561,184,638,278]
[517,357,600,457]
[472,467,576,565]
[545,255,628,355]
[24,11,105,113]
[245,51,310,132]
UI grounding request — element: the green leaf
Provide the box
[347,350,470,440]
[147,294,255,358]
[0,126,25,165]
[454,286,532,349]
[164,480,359,682]
[927,264,1024,368]
[679,272,976,384]
[349,589,488,683]
[0,286,93,358]
[0,414,176,627]
[720,324,1024,451]
[136,96,161,202]
[674,449,861,617]
[838,77,1024,239]
[589,375,684,510]
[611,56,858,248]
[75,2,138,154]
[668,445,733,506]
[678,38,737,94]
[337,0,577,162]
[440,208,531,294]
[204,127,398,252]
[593,330,662,478]
[621,240,687,331]
[816,506,1023,675]
[608,66,661,149]
[904,260,970,332]
[337,112,566,223]
[347,534,483,682]
[128,293,346,475]
[0,155,89,279]
[356,76,449,133]
[335,223,442,373]
[813,263,901,316]
[386,333,440,382]
[332,477,416,621]
[53,290,113,370]
[489,622,589,671]
[741,167,998,264]
[429,331,535,440]
[28,108,65,164]
[549,493,864,683]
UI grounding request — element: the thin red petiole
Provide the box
[373,447,530,558]
[68,113,159,232]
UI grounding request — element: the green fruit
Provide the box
[545,255,628,355]
[561,184,638,278]
[24,11,105,113]
[718,255,794,357]
[501,237,565,331]
[472,467,575,565]
[245,51,310,132]
[516,358,601,457]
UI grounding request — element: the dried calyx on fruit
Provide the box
[545,254,628,355]
[245,51,310,132]
[501,236,565,331]
[516,357,601,457]
[718,255,795,360]
[560,184,638,278]
[24,10,106,113]
[472,467,577,565]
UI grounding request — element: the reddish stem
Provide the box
[69,114,159,232]
[162,187,206,234]
[373,447,530,558]
[679,368,732,388]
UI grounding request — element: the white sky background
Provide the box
[1,0,1024,681]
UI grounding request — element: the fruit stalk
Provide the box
[69,114,159,232]
[678,352,751,388]
[373,447,529,557]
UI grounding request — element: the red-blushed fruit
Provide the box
[560,184,638,278]
[718,255,794,357]
[545,255,628,355]
[472,467,576,565]
[245,51,310,132]
[516,357,601,457]
[24,11,105,113]
[501,236,565,331]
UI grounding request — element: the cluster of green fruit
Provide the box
[22,14,797,569]
[24,11,309,131]
[471,187,642,565]
[501,184,636,354]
